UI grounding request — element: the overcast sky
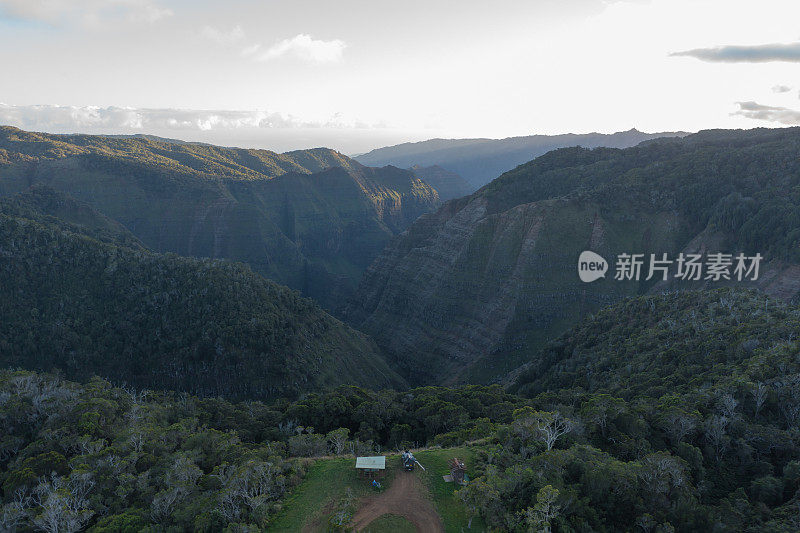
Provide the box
[1,0,800,153]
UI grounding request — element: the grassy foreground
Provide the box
[362,514,416,532]
[268,447,486,532]
[413,447,486,532]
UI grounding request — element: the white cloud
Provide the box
[130,3,172,23]
[772,85,792,93]
[0,104,379,134]
[206,30,345,65]
[733,101,800,125]
[201,25,245,45]
[241,43,261,56]
[248,34,347,64]
[0,0,173,25]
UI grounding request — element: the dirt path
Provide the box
[349,471,444,532]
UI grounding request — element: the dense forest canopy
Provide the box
[3,290,799,531]
[0,126,361,179]
[0,185,144,250]
[480,289,800,531]
[0,189,403,400]
[0,370,523,531]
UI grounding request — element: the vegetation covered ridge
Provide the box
[0,193,403,399]
[0,127,442,309]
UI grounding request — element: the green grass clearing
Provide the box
[268,455,399,532]
[362,514,416,532]
[269,448,487,532]
[413,447,487,532]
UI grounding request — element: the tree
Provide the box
[717,394,739,420]
[512,408,576,451]
[635,513,657,533]
[151,455,202,523]
[31,473,94,533]
[750,476,783,506]
[704,415,729,461]
[216,460,286,525]
[536,411,576,451]
[457,473,502,529]
[389,423,412,448]
[777,375,800,428]
[638,453,687,510]
[0,489,31,533]
[580,395,626,438]
[523,485,561,533]
[751,382,768,420]
[660,408,698,446]
[287,433,327,457]
[327,428,350,456]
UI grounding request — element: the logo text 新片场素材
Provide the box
[578,251,762,283]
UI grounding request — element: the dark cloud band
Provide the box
[671,42,800,63]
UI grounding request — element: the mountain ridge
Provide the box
[346,127,800,385]
[0,126,441,309]
[355,128,690,189]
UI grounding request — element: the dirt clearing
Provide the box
[349,471,444,532]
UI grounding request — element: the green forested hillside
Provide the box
[0,370,520,532]
[0,127,441,310]
[0,370,304,532]
[4,290,799,532]
[511,289,800,399]
[455,289,800,531]
[0,195,403,399]
[0,185,144,250]
[348,127,800,385]
[0,128,361,178]
[481,127,800,261]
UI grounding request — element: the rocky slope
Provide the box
[0,127,440,309]
[356,128,688,190]
[346,127,800,385]
[409,164,472,201]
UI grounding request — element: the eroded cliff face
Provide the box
[347,129,800,385]
[409,165,473,200]
[651,229,800,303]
[348,192,685,384]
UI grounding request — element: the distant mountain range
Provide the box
[356,128,689,190]
[0,126,441,310]
[346,127,800,385]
